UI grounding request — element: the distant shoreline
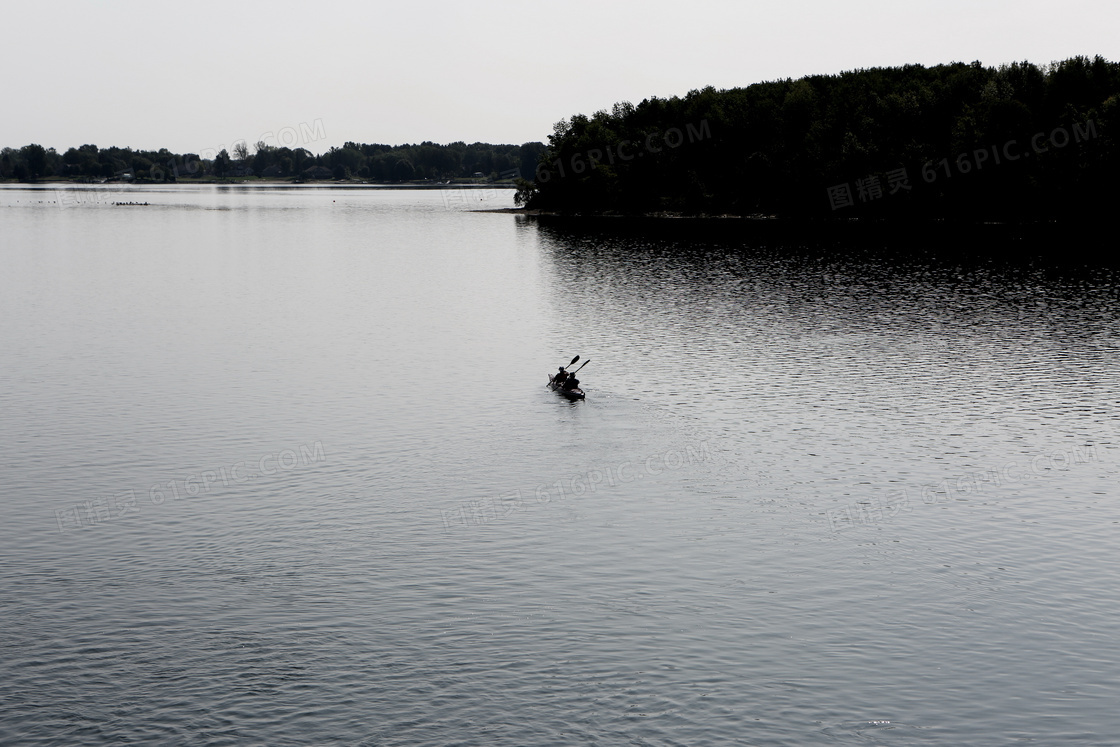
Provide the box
[0,177,517,189]
[6,184,1105,237]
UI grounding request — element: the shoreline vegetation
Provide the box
[0,140,545,187]
[517,56,1119,225]
[6,56,1117,225]
[1,177,519,187]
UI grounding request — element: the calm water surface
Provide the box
[2,185,1119,745]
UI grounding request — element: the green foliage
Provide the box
[528,56,1120,221]
[19,144,48,179]
[213,149,230,177]
[2,138,545,183]
[513,178,537,207]
[317,141,535,182]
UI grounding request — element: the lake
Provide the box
[2,184,1119,745]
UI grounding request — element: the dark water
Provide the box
[2,185,1119,745]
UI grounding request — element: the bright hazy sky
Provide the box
[3,0,1117,155]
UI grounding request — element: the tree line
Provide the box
[0,140,546,183]
[519,56,1120,222]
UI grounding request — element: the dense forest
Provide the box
[520,56,1120,221]
[0,139,546,184]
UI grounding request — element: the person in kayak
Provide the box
[563,375,580,391]
[554,367,569,386]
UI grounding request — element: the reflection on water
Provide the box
[536,217,1120,449]
[2,187,1120,745]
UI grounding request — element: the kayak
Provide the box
[548,375,585,400]
[548,374,585,400]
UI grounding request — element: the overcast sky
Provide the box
[3,0,1117,155]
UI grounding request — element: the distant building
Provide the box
[302,165,334,180]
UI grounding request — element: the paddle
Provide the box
[556,359,590,392]
[548,355,581,387]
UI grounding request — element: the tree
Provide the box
[393,158,414,181]
[290,148,312,173]
[131,156,153,180]
[513,177,537,206]
[252,142,275,174]
[213,149,231,176]
[20,144,47,179]
[179,153,201,177]
[519,142,545,181]
[232,141,250,162]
